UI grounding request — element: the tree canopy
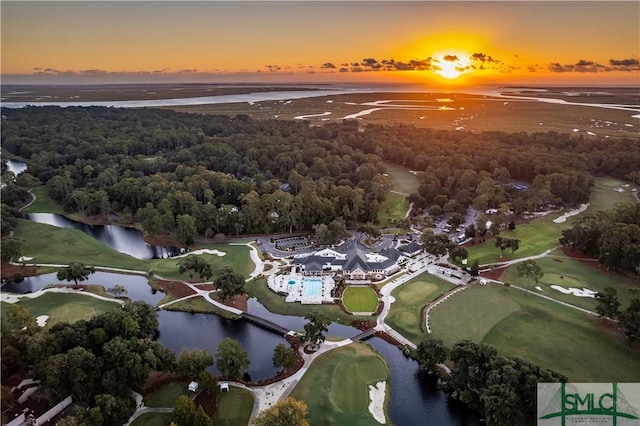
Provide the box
[56,262,96,285]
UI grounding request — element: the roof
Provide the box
[398,241,422,254]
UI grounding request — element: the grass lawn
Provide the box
[500,249,640,311]
[377,191,409,228]
[130,413,173,426]
[246,278,371,326]
[164,296,239,320]
[465,176,638,266]
[290,342,390,426]
[2,292,121,329]
[14,219,253,280]
[429,284,640,382]
[342,286,379,313]
[22,186,66,214]
[382,162,419,195]
[385,273,455,344]
[143,381,190,407]
[16,219,148,270]
[465,214,567,265]
[213,386,253,426]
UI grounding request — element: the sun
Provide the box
[433,52,471,80]
[437,61,462,79]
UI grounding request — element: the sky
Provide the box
[1,1,639,86]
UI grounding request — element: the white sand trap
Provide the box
[550,285,596,298]
[18,256,33,262]
[173,249,226,259]
[368,381,386,424]
[553,204,589,223]
[535,286,543,291]
[36,315,49,327]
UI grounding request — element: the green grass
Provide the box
[382,162,418,195]
[465,176,638,266]
[500,249,640,311]
[246,278,371,327]
[377,191,409,228]
[3,292,121,329]
[130,413,173,426]
[16,219,148,270]
[385,273,455,343]
[586,176,640,213]
[465,214,566,265]
[213,386,253,426]
[342,286,379,313]
[143,381,190,408]
[14,219,252,279]
[429,284,640,382]
[22,186,65,214]
[164,296,240,320]
[290,342,390,426]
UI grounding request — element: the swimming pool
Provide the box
[303,278,323,297]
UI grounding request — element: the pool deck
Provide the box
[268,274,334,304]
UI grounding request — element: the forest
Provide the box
[1,106,639,244]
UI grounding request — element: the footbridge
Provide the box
[240,312,291,336]
[351,328,377,342]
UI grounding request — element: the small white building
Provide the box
[188,381,199,392]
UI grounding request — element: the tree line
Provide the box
[3,107,639,244]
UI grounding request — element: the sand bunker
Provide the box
[550,285,596,298]
[294,112,331,119]
[36,315,49,327]
[368,381,386,424]
[535,286,543,292]
[18,256,33,262]
[553,204,589,223]
[173,249,226,259]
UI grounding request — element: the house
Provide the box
[293,241,418,282]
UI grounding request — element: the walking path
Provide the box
[480,245,561,269]
[424,286,468,333]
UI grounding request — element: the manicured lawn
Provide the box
[213,386,254,426]
[3,292,121,329]
[500,249,640,311]
[149,244,253,280]
[377,191,409,228]
[130,413,173,426]
[15,219,148,270]
[14,219,253,280]
[465,214,567,265]
[342,286,379,313]
[290,343,390,426]
[246,278,371,326]
[144,381,190,407]
[464,176,639,266]
[22,186,65,214]
[586,176,639,213]
[164,296,239,320]
[429,284,640,382]
[382,162,418,195]
[385,273,455,343]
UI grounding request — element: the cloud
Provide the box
[548,58,639,73]
[443,54,459,62]
[471,52,499,63]
[609,58,639,66]
[321,62,337,69]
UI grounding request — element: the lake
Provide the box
[26,213,183,260]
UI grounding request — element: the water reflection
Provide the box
[5,159,27,175]
[157,310,287,381]
[26,213,183,259]
[1,271,163,305]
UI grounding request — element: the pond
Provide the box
[1,270,478,424]
[26,213,183,260]
[5,158,28,176]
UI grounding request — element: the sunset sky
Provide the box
[2,1,639,86]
